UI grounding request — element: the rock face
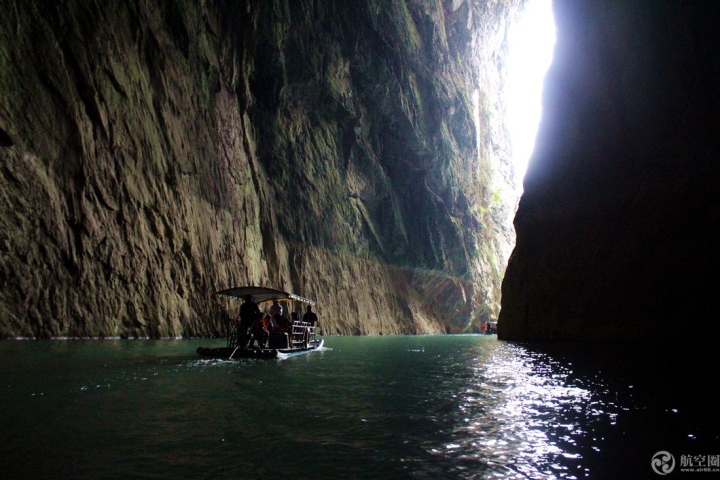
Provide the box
[0,1,519,338]
[499,1,720,342]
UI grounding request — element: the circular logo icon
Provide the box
[651,451,676,475]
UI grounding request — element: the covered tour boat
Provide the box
[197,286,324,359]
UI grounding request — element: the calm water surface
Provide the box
[0,335,717,479]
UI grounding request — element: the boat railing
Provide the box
[287,321,319,349]
[307,324,316,342]
[290,321,306,348]
[225,319,317,351]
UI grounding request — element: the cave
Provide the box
[1,0,719,345]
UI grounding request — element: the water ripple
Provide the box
[1,336,710,479]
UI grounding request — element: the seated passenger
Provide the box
[269,300,283,318]
[250,314,270,348]
[263,313,274,333]
[274,313,292,332]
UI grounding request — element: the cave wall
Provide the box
[499,0,720,342]
[0,0,519,338]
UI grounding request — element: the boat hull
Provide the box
[196,346,278,359]
[197,339,323,360]
[278,339,324,356]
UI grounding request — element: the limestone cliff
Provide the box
[499,0,720,342]
[0,0,519,338]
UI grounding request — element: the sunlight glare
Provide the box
[505,0,556,184]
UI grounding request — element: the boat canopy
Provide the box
[215,286,316,305]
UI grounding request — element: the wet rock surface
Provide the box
[0,1,518,338]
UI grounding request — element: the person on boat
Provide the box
[250,315,270,348]
[291,311,300,324]
[264,313,275,332]
[302,305,318,327]
[269,300,283,318]
[273,313,292,332]
[239,294,260,347]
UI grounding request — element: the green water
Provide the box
[0,335,717,479]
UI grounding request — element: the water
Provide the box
[0,335,717,479]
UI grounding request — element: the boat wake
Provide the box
[276,343,330,360]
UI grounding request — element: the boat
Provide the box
[197,286,324,359]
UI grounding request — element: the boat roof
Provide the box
[215,286,316,305]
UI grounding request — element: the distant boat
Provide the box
[197,286,323,359]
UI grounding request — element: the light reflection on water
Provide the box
[399,341,613,479]
[0,336,715,479]
[449,344,601,478]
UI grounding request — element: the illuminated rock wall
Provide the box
[0,0,519,338]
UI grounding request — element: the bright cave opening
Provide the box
[504,0,556,187]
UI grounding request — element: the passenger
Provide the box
[269,300,283,318]
[250,314,270,348]
[238,294,260,347]
[264,313,275,332]
[291,311,300,324]
[302,305,318,327]
[274,313,292,332]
